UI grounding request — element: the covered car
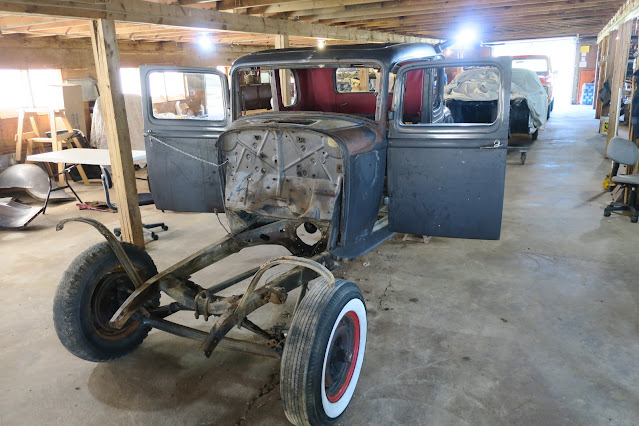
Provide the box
[513,55,555,117]
[444,67,548,138]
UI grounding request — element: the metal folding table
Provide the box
[27,148,146,213]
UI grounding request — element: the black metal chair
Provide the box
[101,168,168,240]
[603,137,639,223]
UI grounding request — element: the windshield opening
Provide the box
[233,64,384,122]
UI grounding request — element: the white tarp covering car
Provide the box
[444,67,548,129]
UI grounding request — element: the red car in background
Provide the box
[513,55,554,118]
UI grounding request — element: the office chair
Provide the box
[603,137,639,223]
[101,168,168,240]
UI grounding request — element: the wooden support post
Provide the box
[594,36,609,117]
[15,110,24,162]
[598,33,616,127]
[629,60,638,143]
[606,21,633,153]
[274,34,289,50]
[90,19,144,248]
[594,42,601,112]
[275,34,292,106]
[358,68,369,92]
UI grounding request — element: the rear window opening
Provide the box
[234,64,383,122]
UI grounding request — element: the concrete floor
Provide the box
[1,105,638,425]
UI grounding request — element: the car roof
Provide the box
[232,42,440,70]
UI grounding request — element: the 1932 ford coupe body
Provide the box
[53,43,512,425]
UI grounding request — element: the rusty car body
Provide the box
[53,43,512,425]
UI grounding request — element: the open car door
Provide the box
[387,57,512,239]
[140,66,229,212]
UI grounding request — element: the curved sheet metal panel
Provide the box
[0,197,43,230]
[0,164,74,202]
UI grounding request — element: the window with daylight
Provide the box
[120,68,142,95]
[0,69,63,110]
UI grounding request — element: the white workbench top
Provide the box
[27,148,146,166]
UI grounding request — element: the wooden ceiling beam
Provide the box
[354,6,621,29]
[397,20,615,36]
[358,23,613,37]
[277,7,346,20]
[316,0,619,25]
[0,14,68,27]
[358,11,618,31]
[0,0,436,43]
[295,0,612,22]
[409,29,593,42]
[365,23,613,39]
[178,0,220,5]
[398,22,612,41]
[215,0,306,11]
[260,0,384,15]
[0,16,352,46]
[2,18,88,30]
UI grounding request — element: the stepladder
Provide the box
[15,108,91,186]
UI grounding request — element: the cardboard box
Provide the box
[61,84,86,135]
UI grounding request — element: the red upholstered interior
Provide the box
[274,67,424,118]
[401,69,424,118]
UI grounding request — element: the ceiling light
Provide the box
[197,34,214,50]
[455,28,477,48]
[317,38,326,49]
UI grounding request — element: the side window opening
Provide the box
[432,68,442,111]
[401,65,502,126]
[148,71,225,121]
[238,68,273,115]
[278,68,297,107]
[335,67,380,93]
[401,69,424,124]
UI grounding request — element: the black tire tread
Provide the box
[281,279,363,426]
[53,241,158,362]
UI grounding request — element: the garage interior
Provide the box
[1,0,639,424]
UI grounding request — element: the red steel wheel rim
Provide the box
[326,311,360,403]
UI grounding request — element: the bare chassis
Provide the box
[57,217,341,359]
